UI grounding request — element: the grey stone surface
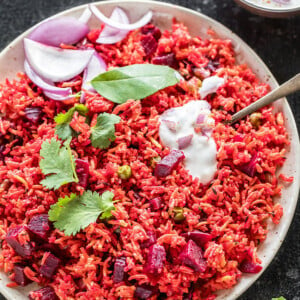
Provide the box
[0,0,299,299]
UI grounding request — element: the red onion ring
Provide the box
[78,7,92,24]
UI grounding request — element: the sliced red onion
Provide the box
[24,39,94,82]
[89,4,152,31]
[82,52,107,92]
[43,91,75,101]
[199,76,225,99]
[96,7,130,44]
[28,17,89,47]
[24,60,72,98]
[177,134,193,150]
[78,7,92,24]
[162,119,178,132]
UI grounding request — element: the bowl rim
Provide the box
[237,0,300,13]
[0,1,299,299]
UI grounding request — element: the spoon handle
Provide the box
[229,73,300,124]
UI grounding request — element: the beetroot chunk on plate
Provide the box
[24,107,42,123]
[144,244,166,275]
[40,252,60,279]
[141,34,158,57]
[28,214,51,240]
[238,152,259,177]
[29,286,58,300]
[5,225,34,258]
[134,284,157,300]
[113,257,126,283]
[152,53,179,69]
[149,197,162,211]
[239,259,262,273]
[181,230,213,247]
[140,231,157,249]
[154,149,185,178]
[75,159,89,188]
[141,24,161,41]
[13,265,31,286]
[179,240,207,272]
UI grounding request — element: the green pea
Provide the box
[117,165,132,180]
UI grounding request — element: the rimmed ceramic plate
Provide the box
[0,1,299,299]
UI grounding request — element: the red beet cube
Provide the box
[29,286,58,300]
[5,226,34,258]
[154,150,185,178]
[75,159,89,188]
[179,240,207,272]
[181,230,213,247]
[239,259,262,273]
[135,284,157,300]
[238,152,259,177]
[152,53,179,69]
[28,214,51,240]
[144,244,166,275]
[149,197,162,211]
[13,265,31,286]
[141,34,158,57]
[113,257,126,283]
[24,107,42,123]
[40,252,60,279]
[140,231,157,249]
[141,24,161,40]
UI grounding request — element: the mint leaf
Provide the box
[91,113,120,149]
[54,104,89,140]
[48,190,115,236]
[91,64,180,103]
[39,138,78,189]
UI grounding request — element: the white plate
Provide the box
[0,1,299,299]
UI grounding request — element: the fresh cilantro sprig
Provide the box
[91,112,121,149]
[55,104,89,140]
[48,190,115,236]
[39,138,78,190]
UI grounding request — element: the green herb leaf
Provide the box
[91,113,120,149]
[272,297,286,300]
[39,138,78,189]
[91,64,180,103]
[48,190,115,236]
[54,104,89,140]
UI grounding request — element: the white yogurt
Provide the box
[159,100,217,184]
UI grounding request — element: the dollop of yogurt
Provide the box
[159,100,217,184]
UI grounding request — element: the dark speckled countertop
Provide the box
[0,0,299,299]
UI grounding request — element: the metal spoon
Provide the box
[228,73,300,124]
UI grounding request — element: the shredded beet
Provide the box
[141,24,161,40]
[154,150,185,177]
[141,34,158,57]
[13,265,31,286]
[152,53,179,69]
[40,252,60,278]
[238,152,259,177]
[75,159,89,188]
[140,231,157,249]
[113,257,126,283]
[5,226,34,258]
[149,197,162,211]
[239,259,262,273]
[24,107,42,123]
[233,134,244,142]
[135,284,157,300]
[179,240,207,272]
[28,214,51,240]
[144,244,166,275]
[181,230,213,247]
[29,286,58,300]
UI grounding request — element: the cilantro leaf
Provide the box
[272,297,286,300]
[48,190,115,236]
[39,138,79,189]
[91,113,120,149]
[54,104,89,140]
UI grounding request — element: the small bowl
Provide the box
[235,0,300,17]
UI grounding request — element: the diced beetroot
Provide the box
[144,244,166,275]
[149,197,162,211]
[13,265,31,286]
[152,53,179,69]
[239,259,262,273]
[181,230,213,247]
[40,252,60,279]
[154,150,185,178]
[5,226,34,258]
[134,284,157,300]
[28,214,51,240]
[141,34,158,57]
[75,159,89,188]
[113,257,126,283]
[24,107,42,123]
[0,144,6,161]
[179,240,207,272]
[177,134,193,150]
[141,24,161,41]
[238,152,259,177]
[140,231,157,249]
[29,286,58,300]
